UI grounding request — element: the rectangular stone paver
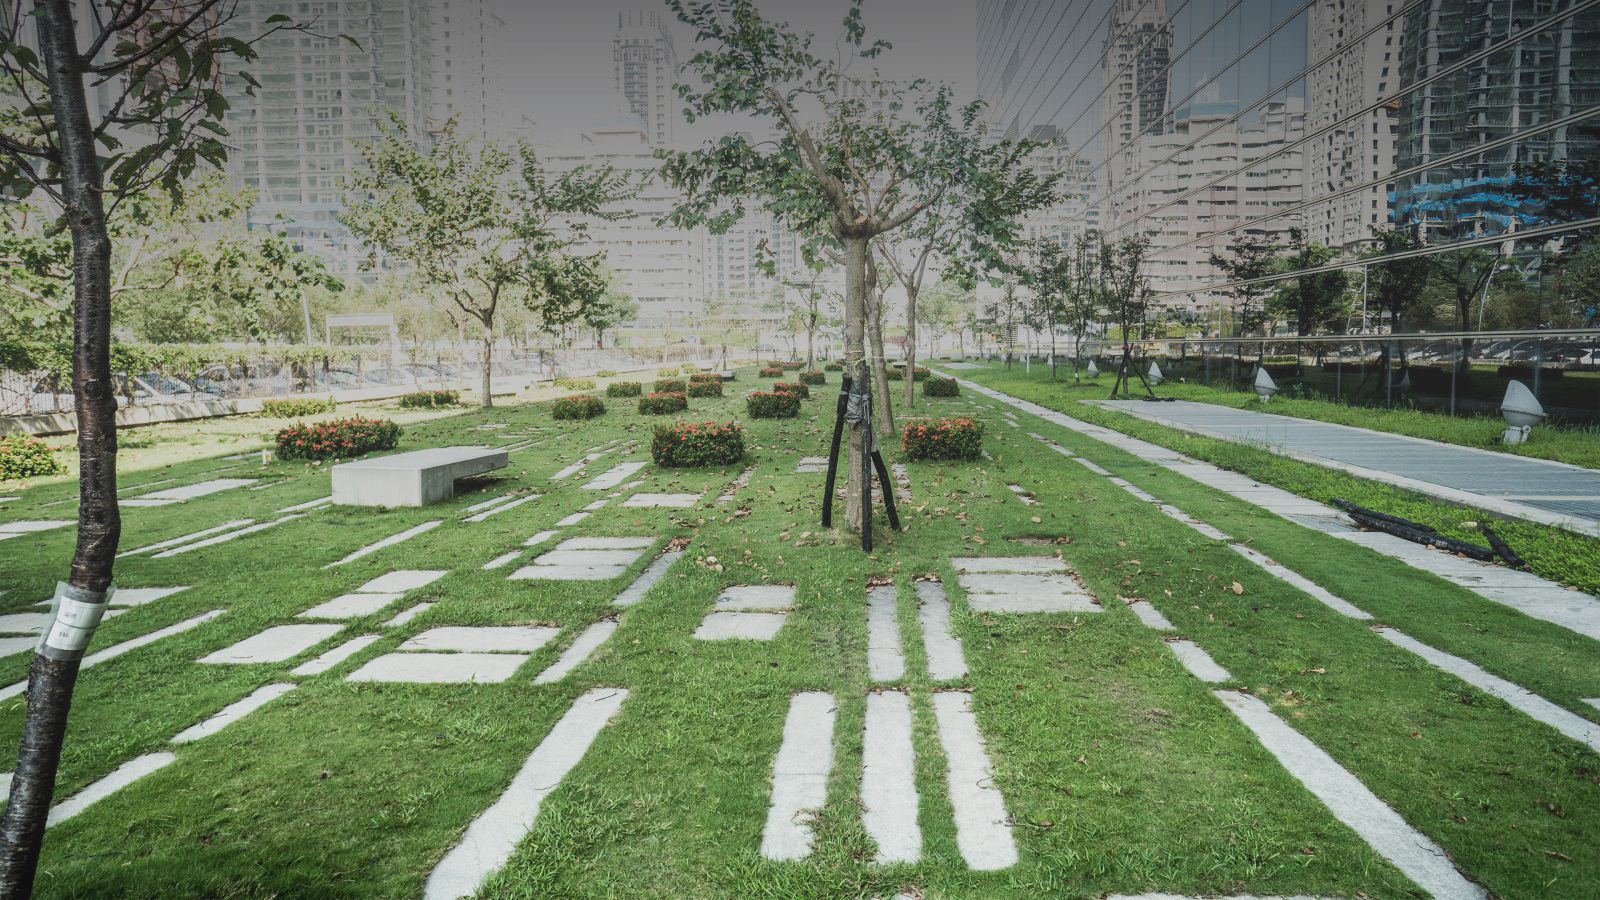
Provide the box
[931,691,1018,870]
[510,562,631,581]
[292,634,382,676]
[622,493,701,508]
[866,585,905,682]
[347,652,529,683]
[125,478,257,506]
[199,624,344,664]
[582,461,648,490]
[557,536,655,550]
[861,690,920,864]
[297,593,402,620]
[171,683,296,744]
[715,584,796,611]
[952,556,1069,574]
[611,550,683,607]
[533,620,619,684]
[761,692,836,861]
[959,573,1100,614]
[694,611,787,641]
[355,570,447,594]
[532,549,646,568]
[399,626,560,654]
[915,581,968,680]
[382,603,433,627]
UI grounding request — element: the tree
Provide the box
[0,2,335,889]
[781,266,832,369]
[702,289,753,368]
[585,279,638,349]
[1269,227,1347,337]
[984,281,1025,367]
[343,115,632,406]
[1023,240,1070,378]
[1062,230,1104,381]
[1103,234,1153,397]
[659,0,1028,531]
[1208,235,1279,339]
[916,279,970,358]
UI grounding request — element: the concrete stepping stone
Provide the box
[715,584,796,611]
[952,556,1068,573]
[292,634,382,676]
[297,593,403,620]
[154,514,305,557]
[717,464,757,504]
[582,461,648,490]
[122,478,257,506]
[464,494,540,523]
[1126,601,1175,630]
[118,521,252,557]
[554,512,591,527]
[862,691,920,864]
[694,611,787,641]
[424,688,629,899]
[510,561,631,581]
[915,581,968,680]
[621,492,701,508]
[959,573,1100,614]
[171,683,296,744]
[522,530,559,547]
[46,752,176,828]
[761,692,836,861]
[355,570,447,594]
[794,456,828,474]
[323,521,442,569]
[0,609,123,636]
[0,496,17,503]
[612,549,683,607]
[109,586,191,608]
[1006,485,1039,506]
[558,536,655,550]
[199,624,344,665]
[582,499,609,511]
[481,551,521,571]
[533,620,618,684]
[0,520,72,536]
[1166,639,1231,682]
[1216,690,1485,899]
[0,610,226,703]
[931,691,1017,870]
[399,626,560,654]
[382,603,433,627]
[866,585,905,682]
[347,652,529,683]
[532,549,647,568]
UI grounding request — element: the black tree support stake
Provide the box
[821,375,852,528]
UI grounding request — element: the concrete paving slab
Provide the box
[1127,601,1175,630]
[291,634,382,676]
[762,692,836,861]
[0,637,38,657]
[382,603,433,627]
[171,683,296,744]
[348,651,529,683]
[931,691,1017,871]
[554,512,591,527]
[118,522,252,557]
[1166,640,1232,682]
[0,610,227,702]
[297,593,402,620]
[199,624,344,664]
[715,584,797,611]
[915,581,968,680]
[131,478,257,502]
[862,690,920,864]
[951,556,1068,573]
[694,611,787,641]
[322,521,442,568]
[611,550,682,607]
[400,626,560,654]
[532,549,646,568]
[355,570,448,594]
[522,530,559,547]
[111,586,191,607]
[622,492,702,508]
[46,752,176,828]
[0,520,72,534]
[534,620,618,684]
[509,562,630,581]
[866,585,905,682]
[582,461,648,490]
[556,536,656,550]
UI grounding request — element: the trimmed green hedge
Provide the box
[555,377,597,391]
[901,417,982,461]
[799,371,825,385]
[397,390,458,409]
[689,372,721,383]
[276,416,401,461]
[746,391,800,419]
[639,391,688,414]
[0,434,66,480]
[923,377,960,398]
[651,420,745,467]
[824,362,844,372]
[759,367,783,378]
[606,381,643,398]
[552,395,606,420]
[773,382,810,399]
[262,397,337,418]
[655,378,687,393]
[687,381,723,398]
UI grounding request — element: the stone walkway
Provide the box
[1096,398,1600,536]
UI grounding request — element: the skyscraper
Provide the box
[430,0,507,141]
[223,0,435,277]
[613,10,677,147]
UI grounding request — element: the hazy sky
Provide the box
[495,0,978,145]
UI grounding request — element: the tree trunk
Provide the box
[480,321,494,408]
[1,5,121,894]
[805,321,814,370]
[903,284,917,410]
[866,291,895,439]
[842,236,869,532]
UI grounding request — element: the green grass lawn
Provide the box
[0,367,1595,898]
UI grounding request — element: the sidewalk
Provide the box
[1093,399,1600,537]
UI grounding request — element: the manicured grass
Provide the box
[0,366,1594,897]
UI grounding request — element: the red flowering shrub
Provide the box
[799,371,825,385]
[759,367,783,378]
[275,416,401,461]
[605,381,642,397]
[901,417,982,461]
[651,420,745,467]
[687,381,723,398]
[689,372,721,383]
[0,434,65,480]
[773,381,810,399]
[654,378,687,393]
[553,395,607,419]
[780,360,804,370]
[638,391,688,414]
[746,390,800,419]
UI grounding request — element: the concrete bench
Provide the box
[332,446,508,507]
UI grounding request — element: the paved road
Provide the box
[1096,399,1600,534]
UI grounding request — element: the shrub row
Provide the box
[397,389,458,409]
[639,391,688,415]
[657,366,683,376]
[923,377,960,397]
[885,366,932,382]
[901,417,982,461]
[759,367,783,378]
[798,371,825,385]
[595,369,618,377]
[555,377,597,391]
[276,416,400,461]
[774,382,810,399]
[606,381,643,397]
[689,372,721,383]
[746,391,800,419]
[0,434,66,480]
[651,420,745,467]
[261,397,337,418]
[655,378,687,393]
[552,395,606,420]
[687,381,723,398]
[824,362,844,372]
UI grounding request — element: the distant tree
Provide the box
[342,115,633,406]
[1269,227,1347,337]
[916,279,972,358]
[585,279,638,349]
[1062,230,1104,380]
[1023,241,1071,378]
[1103,234,1153,396]
[984,281,1025,368]
[1208,235,1279,338]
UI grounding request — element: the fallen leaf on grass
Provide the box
[1230,581,1244,595]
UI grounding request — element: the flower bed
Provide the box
[262,397,337,418]
[276,416,401,462]
[687,381,723,398]
[654,378,687,393]
[799,371,825,385]
[781,361,803,370]
[553,395,606,420]
[885,366,932,382]
[0,434,66,480]
[651,420,745,467]
[555,377,596,391]
[746,390,800,419]
[901,417,982,462]
[638,391,688,414]
[759,367,783,378]
[606,381,643,398]
[765,360,786,369]
[397,390,458,409]
[923,377,960,398]
[689,372,721,383]
[773,382,810,399]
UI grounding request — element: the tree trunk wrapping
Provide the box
[842,237,868,531]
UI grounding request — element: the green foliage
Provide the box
[759,367,783,378]
[799,371,825,385]
[687,381,723,398]
[654,379,687,393]
[689,372,722,383]
[0,434,66,481]
[745,391,800,419]
[262,397,338,418]
[556,377,597,391]
[552,395,607,420]
[638,392,688,415]
[923,377,960,397]
[275,417,400,462]
[596,370,618,377]
[605,381,643,398]
[651,421,745,468]
[824,362,845,372]
[886,367,928,381]
[397,390,459,409]
[901,417,983,461]
[657,366,683,376]
[773,382,810,399]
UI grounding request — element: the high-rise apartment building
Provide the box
[223,0,434,277]
[430,0,506,141]
[613,10,677,147]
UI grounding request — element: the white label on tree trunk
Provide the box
[38,583,113,657]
